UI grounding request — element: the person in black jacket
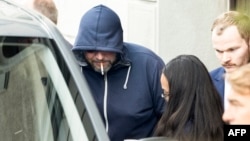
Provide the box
[154,55,224,141]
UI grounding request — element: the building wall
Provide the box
[126,0,228,70]
[156,0,229,70]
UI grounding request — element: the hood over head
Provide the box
[72,4,123,60]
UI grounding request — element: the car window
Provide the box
[0,36,88,141]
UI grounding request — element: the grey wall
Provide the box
[156,0,228,71]
[125,0,228,71]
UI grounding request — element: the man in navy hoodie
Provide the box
[72,5,165,141]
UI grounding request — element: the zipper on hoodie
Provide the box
[103,73,109,132]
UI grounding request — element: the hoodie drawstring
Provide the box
[123,66,131,89]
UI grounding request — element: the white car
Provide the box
[0,0,109,140]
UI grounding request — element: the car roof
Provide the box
[0,0,53,38]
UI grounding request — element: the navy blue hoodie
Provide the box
[72,5,165,141]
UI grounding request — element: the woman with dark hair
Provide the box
[154,55,224,141]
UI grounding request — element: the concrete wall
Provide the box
[125,0,228,71]
[157,0,229,70]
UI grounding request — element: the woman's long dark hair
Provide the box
[154,55,224,141]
